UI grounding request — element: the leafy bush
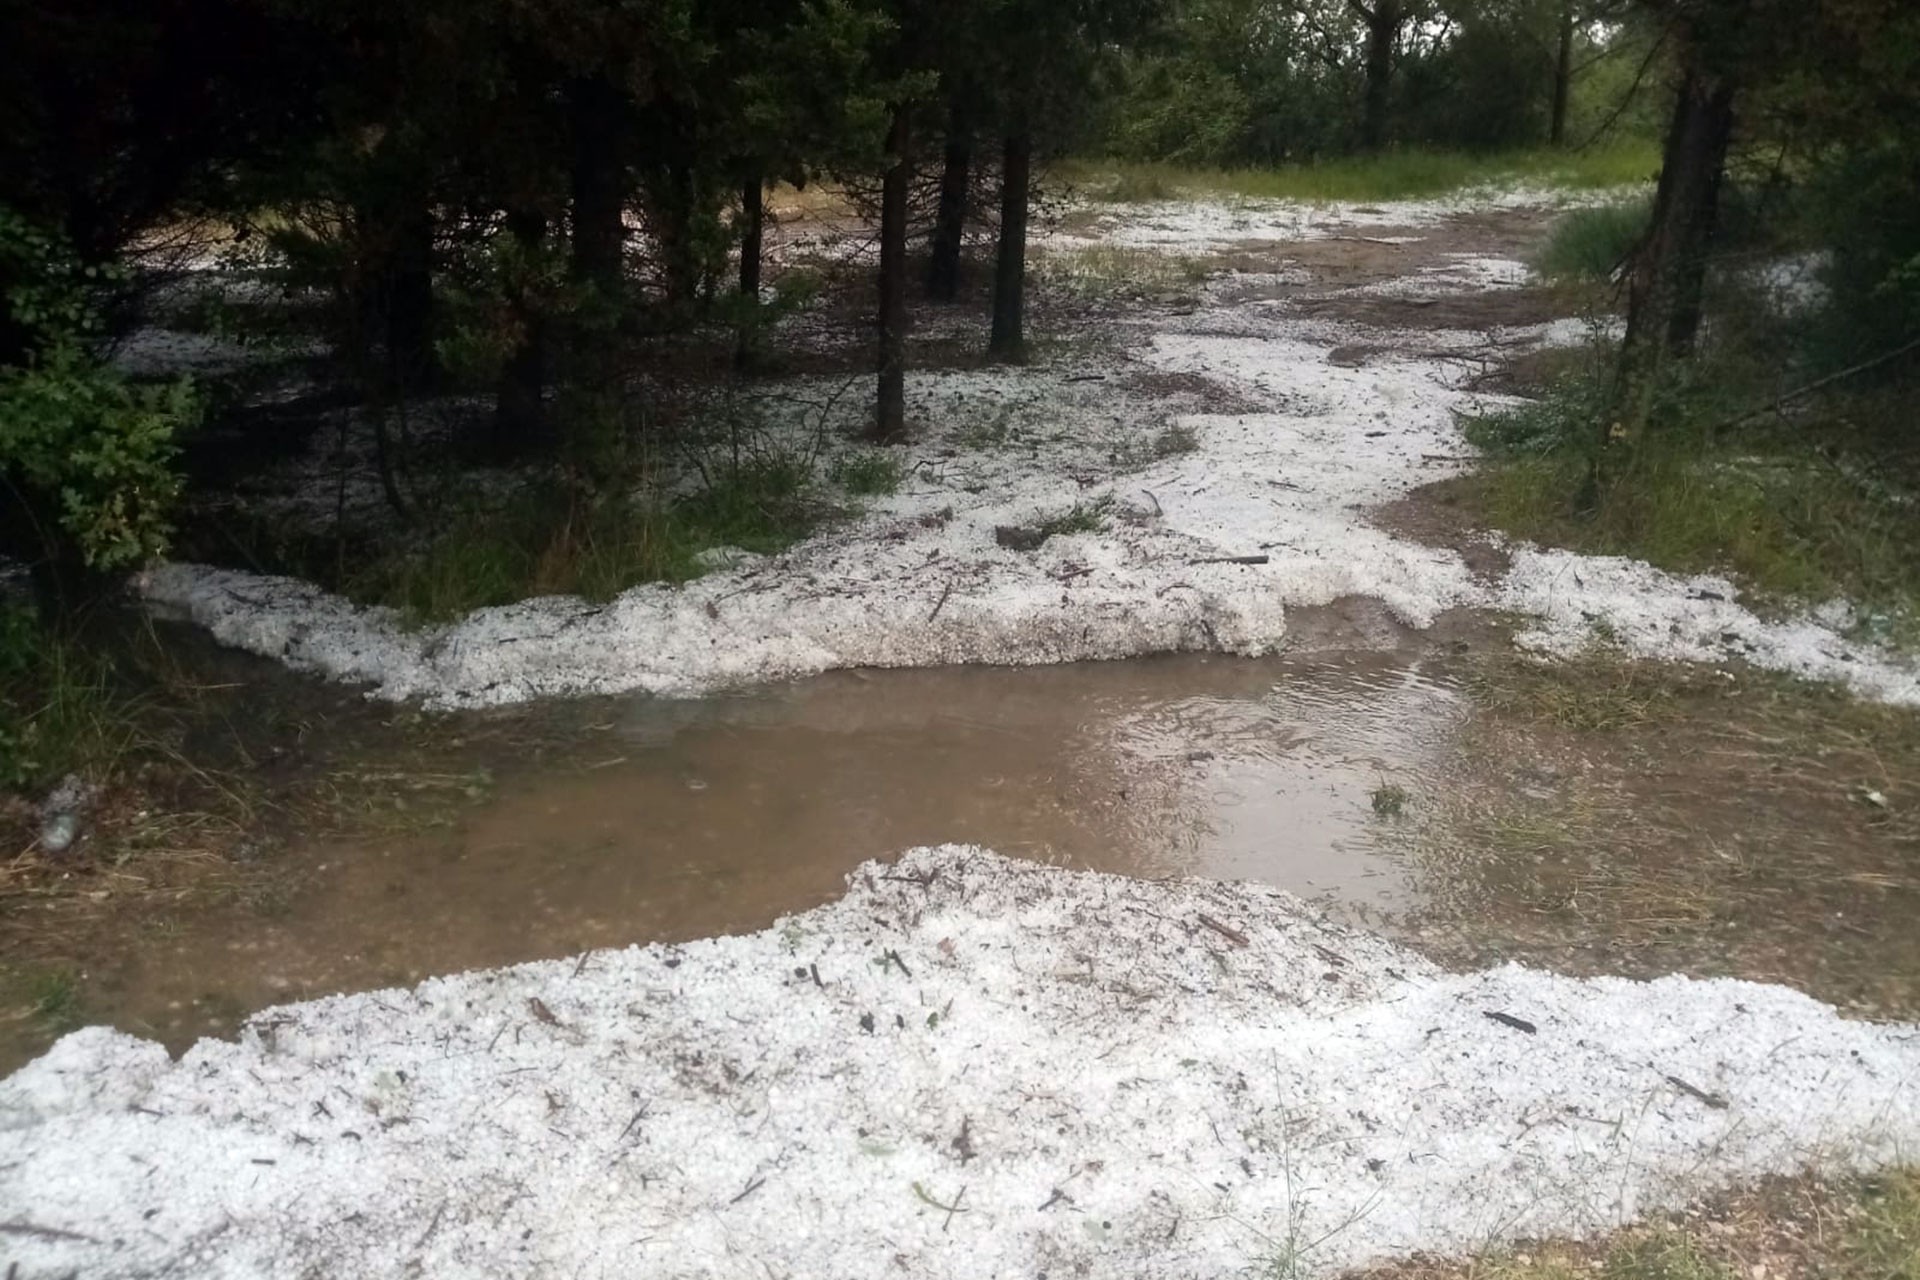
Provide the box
[0,207,196,577]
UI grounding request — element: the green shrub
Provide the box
[0,207,196,575]
[1532,198,1650,282]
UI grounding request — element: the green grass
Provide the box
[25,968,84,1032]
[1353,1171,1920,1280]
[347,457,825,623]
[1062,141,1658,205]
[1458,356,1920,646]
[828,449,904,497]
[1531,197,1651,282]
[1036,244,1210,299]
[1035,496,1115,538]
[1848,1169,1920,1280]
[0,607,143,792]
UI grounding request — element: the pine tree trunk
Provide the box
[567,74,632,484]
[1360,0,1401,152]
[496,208,548,452]
[926,102,972,301]
[988,129,1033,363]
[661,158,699,307]
[1609,64,1737,454]
[874,104,911,443]
[1550,1,1574,146]
[736,170,764,370]
[569,77,627,294]
[386,198,436,392]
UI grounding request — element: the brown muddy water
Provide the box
[33,646,1466,1060]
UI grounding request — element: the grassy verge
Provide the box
[345,456,829,623]
[1060,141,1658,205]
[1345,1170,1920,1280]
[1456,352,1920,645]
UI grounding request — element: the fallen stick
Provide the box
[1713,333,1920,436]
[730,1176,766,1205]
[928,582,953,622]
[1483,1010,1538,1034]
[1665,1074,1730,1110]
[1188,554,1269,566]
[1197,914,1250,947]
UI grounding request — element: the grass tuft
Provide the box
[828,449,904,497]
[1035,496,1115,538]
[1370,783,1411,816]
[1532,198,1650,282]
[0,607,144,793]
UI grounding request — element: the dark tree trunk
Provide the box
[988,129,1033,363]
[566,74,633,485]
[1359,0,1401,152]
[495,208,549,452]
[1609,63,1738,453]
[739,176,764,301]
[385,198,437,392]
[569,76,628,294]
[874,104,911,443]
[736,170,765,370]
[1550,1,1574,146]
[926,102,972,302]
[660,158,699,307]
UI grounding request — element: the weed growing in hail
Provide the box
[828,449,904,497]
[1369,783,1410,817]
[1036,496,1116,538]
[1112,423,1201,469]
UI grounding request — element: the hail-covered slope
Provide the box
[4,847,1917,1280]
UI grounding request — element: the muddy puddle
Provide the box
[42,648,1466,1060]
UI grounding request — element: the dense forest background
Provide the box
[1,0,1918,778]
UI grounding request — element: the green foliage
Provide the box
[828,450,904,496]
[347,457,824,623]
[0,208,196,574]
[1035,496,1114,538]
[1532,198,1651,283]
[1461,350,1920,642]
[1845,1169,1920,1280]
[0,605,134,791]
